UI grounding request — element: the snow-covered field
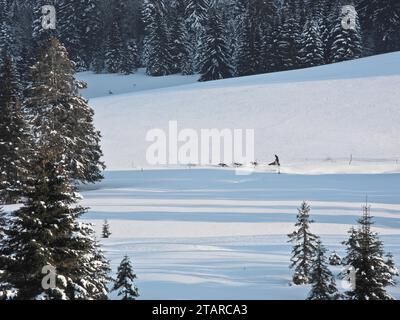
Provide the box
[78,52,400,174]
[81,169,400,299]
[75,53,400,299]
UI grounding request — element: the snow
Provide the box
[79,169,400,300]
[77,52,400,174]
[49,53,399,299]
[76,68,199,99]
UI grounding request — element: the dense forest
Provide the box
[0,0,399,82]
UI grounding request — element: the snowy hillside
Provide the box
[79,52,400,174]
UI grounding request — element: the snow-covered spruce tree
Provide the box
[24,37,105,184]
[58,0,82,69]
[91,40,106,74]
[0,17,13,56]
[329,3,362,63]
[357,0,379,53]
[288,202,319,285]
[0,53,30,204]
[329,251,342,266]
[318,0,335,63]
[307,241,339,300]
[180,28,197,75]
[299,18,325,68]
[234,0,277,76]
[113,255,139,300]
[0,0,8,25]
[0,207,6,270]
[341,205,395,300]
[0,207,6,242]
[260,17,279,74]
[58,0,104,70]
[0,0,25,63]
[7,0,35,88]
[383,253,399,286]
[105,21,124,74]
[169,0,189,74]
[119,39,140,75]
[372,0,400,54]
[234,6,259,77]
[253,0,278,74]
[102,220,111,239]
[0,206,10,300]
[356,0,400,54]
[143,0,174,76]
[77,0,104,69]
[198,8,233,82]
[2,156,110,300]
[275,0,301,71]
[186,0,209,31]
[185,0,210,73]
[103,0,140,75]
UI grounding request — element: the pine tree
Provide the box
[0,206,6,265]
[143,0,174,76]
[299,18,325,68]
[319,0,335,63]
[102,220,111,239]
[198,8,233,82]
[0,19,13,55]
[57,0,104,70]
[341,205,395,300]
[329,3,362,63]
[234,0,277,76]
[383,253,399,286]
[0,207,5,242]
[234,6,259,76]
[186,0,209,31]
[372,0,400,53]
[357,0,400,54]
[0,53,30,204]
[58,0,82,69]
[185,0,210,73]
[255,0,278,73]
[2,157,110,299]
[78,0,104,69]
[91,41,106,74]
[181,28,196,75]
[24,37,105,184]
[357,0,378,48]
[105,22,124,73]
[0,206,10,299]
[0,0,17,60]
[260,18,279,74]
[276,0,301,70]
[112,255,139,300]
[169,0,189,74]
[329,251,342,266]
[120,39,140,75]
[307,241,339,300]
[1,38,110,300]
[288,202,319,285]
